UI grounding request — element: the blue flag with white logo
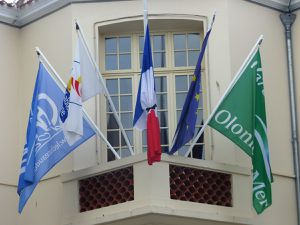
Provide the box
[17,63,95,213]
[169,17,215,155]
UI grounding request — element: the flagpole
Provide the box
[74,20,134,156]
[35,47,121,160]
[185,34,264,157]
[143,0,148,35]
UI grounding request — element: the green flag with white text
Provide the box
[208,48,273,214]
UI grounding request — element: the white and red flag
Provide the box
[133,24,162,165]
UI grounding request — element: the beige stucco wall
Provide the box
[0,23,20,225]
[0,1,297,225]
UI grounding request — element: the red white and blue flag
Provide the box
[133,24,161,165]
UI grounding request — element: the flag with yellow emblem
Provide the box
[60,36,103,145]
[169,14,215,154]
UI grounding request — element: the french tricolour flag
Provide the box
[133,24,162,165]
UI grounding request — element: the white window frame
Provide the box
[95,16,212,163]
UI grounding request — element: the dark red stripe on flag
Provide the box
[147,109,162,165]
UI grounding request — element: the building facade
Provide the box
[0,0,299,224]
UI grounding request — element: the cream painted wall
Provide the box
[0,23,20,225]
[0,0,296,224]
[0,23,20,185]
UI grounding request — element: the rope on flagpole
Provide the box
[74,20,134,156]
[35,47,121,160]
[185,33,264,157]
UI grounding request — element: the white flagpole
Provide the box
[35,47,121,160]
[143,0,148,35]
[185,34,264,157]
[74,20,134,156]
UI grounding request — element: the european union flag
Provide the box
[169,18,215,155]
[17,63,95,213]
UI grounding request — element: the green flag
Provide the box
[208,48,273,214]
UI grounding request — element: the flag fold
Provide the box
[208,48,273,214]
[169,23,214,155]
[60,35,103,145]
[17,63,95,213]
[133,24,162,165]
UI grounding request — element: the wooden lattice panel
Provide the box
[169,164,232,207]
[79,166,134,212]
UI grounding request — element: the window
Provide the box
[99,21,207,162]
[105,36,131,70]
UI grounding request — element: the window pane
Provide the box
[187,33,200,49]
[142,130,147,145]
[191,144,204,159]
[157,94,167,109]
[188,50,200,67]
[107,114,118,129]
[119,54,131,69]
[196,109,204,126]
[139,53,143,68]
[121,148,131,158]
[153,35,165,51]
[107,131,119,147]
[120,78,132,94]
[107,96,119,112]
[175,51,187,67]
[105,55,118,70]
[119,37,131,52]
[176,110,182,123]
[121,113,133,129]
[120,96,132,111]
[121,130,133,145]
[175,75,187,91]
[139,36,144,52]
[174,34,186,50]
[158,111,168,127]
[154,52,166,68]
[106,79,118,94]
[155,76,167,92]
[105,37,117,53]
[160,129,168,145]
[176,93,187,108]
[178,145,189,156]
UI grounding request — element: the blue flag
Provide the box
[17,63,95,213]
[169,19,215,155]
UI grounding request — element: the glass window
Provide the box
[106,77,134,161]
[139,35,166,68]
[102,30,206,162]
[105,36,131,70]
[173,33,201,67]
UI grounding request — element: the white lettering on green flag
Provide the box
[208,48,273,214]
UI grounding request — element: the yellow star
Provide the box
[192,75,197,82]
[195,93,200,101]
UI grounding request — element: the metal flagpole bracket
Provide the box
[75,19,80,30]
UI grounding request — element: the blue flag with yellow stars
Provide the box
[169,15,215,155]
